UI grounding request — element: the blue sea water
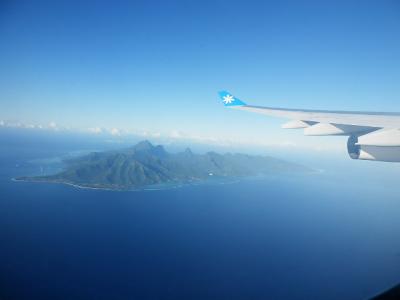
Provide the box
[1,129,400,300]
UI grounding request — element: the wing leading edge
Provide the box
[218,91,400,162]
[218,91,400,128]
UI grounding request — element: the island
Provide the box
[16,140,311,190]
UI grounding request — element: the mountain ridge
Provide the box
[17,140,311,190]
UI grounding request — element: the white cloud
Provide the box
[169,130,182,139]
[138,130,162,138]
[5,121,23,128]
[110,128,121,136]
[0,118,342,154]
[87,127,103,134]
[161,130,332,153]
[165,130,230,145]
[48,121,58,130]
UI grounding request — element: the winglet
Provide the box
[218,91,247,107]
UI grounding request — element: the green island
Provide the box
[16,140,311,190]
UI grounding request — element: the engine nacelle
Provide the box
[347,135,400,162]
[357,128,400,146]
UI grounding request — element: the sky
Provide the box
[1,0,400,152]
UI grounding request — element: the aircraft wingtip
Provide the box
[218,91,246,106]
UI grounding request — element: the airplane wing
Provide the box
[218,91,400,162]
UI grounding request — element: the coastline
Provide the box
[12,177,219,192]
[12,177,124,192]
[12,171,316,192]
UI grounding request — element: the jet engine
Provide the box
[347,130,400,162]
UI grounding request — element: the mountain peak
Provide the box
[134,140,154,151]
[153,145,168,157]
[184,148,193,155]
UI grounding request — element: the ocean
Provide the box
[0,129,399,300]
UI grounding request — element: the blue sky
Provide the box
[1,0,400,152]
